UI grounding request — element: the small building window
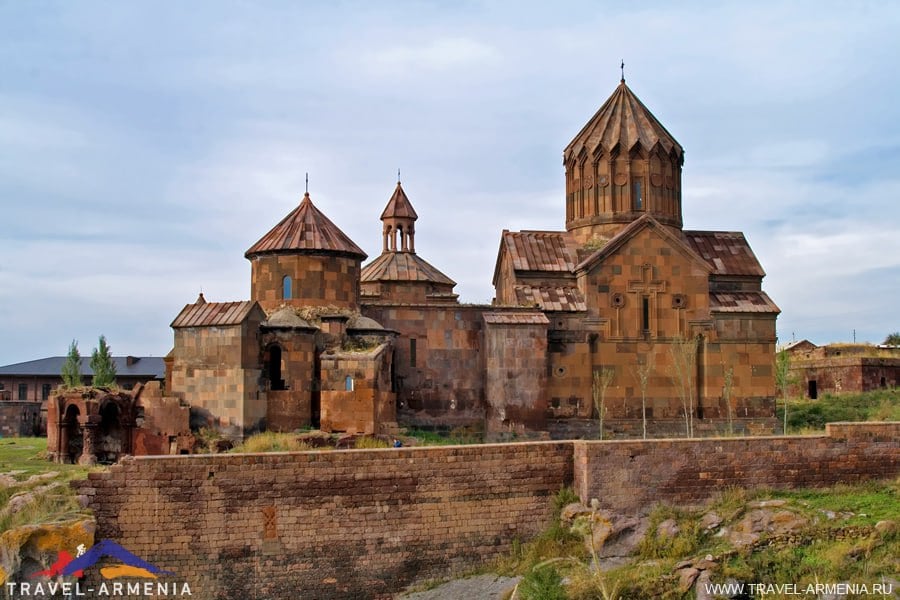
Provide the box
[18,383,28,401]
[641,297,650,332]
[345,375,354,391]
[282,275,292,300]
[41,383,52,400]
[633,180,643,211]
[410,338,417,367]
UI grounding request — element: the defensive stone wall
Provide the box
[75,423,899,599]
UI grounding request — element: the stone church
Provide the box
[167,77,780,440]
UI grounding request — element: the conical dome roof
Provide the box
[245,192,367,259]
[380,182,418,221]
[564,80,683,162]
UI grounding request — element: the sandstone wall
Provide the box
[0,401,41,437]
[573,422,900,513]
[76,442,573,600]
[74,423,899,600]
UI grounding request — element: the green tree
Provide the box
[775,349,793,434]
[90,334,117,388]
[883,332,900,346]
[61,339,83,388]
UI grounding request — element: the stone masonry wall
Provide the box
[0,401,41,437]
[75,423,899,600]
[573,422,900,513]
[76,442,573,600]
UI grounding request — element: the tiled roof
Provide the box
[682,231,765,277]
[565,80,683,162]
[245,193,367,259]
[501,230,578,273]
[380,182,418,220]
[513,285,586,312]
[0,356,165,378]
[710,291,780,314]
[483,312,550,325]
[361,252,455,285]
[171,300,258,328]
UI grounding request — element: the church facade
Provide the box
[167,78,780,440]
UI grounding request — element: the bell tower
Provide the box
[564,74,684,245]
[380,176,418,253]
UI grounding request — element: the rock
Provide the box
[214,439,233,452]
[694,554,717,571]
[694,570,715,600]
[728,508,807,548]
[0,473,17,487]
[821,509,837,520]
[335,433,360,449]
[874,520,896,536]
[675,559,693,570]
[298,430,334,448]
[397,574,521,600]
[677,567,700,592]
[560,502,590,522]
[23,471,58,486]
[585,511,614,553]
[1,483,61,518]
[700,511,723,531]
[748,499,787,508]
[656,518,680,539]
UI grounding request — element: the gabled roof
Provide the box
[380,181,418,221]
[361,251,455,286]
[0,356,165,378]
[495,230,579,276]
[710,291,780,314]
[575,214,712,275]
[564,80,683,162]
[171,300,261,328]
[513,285,586,312]
[682,231,766,277]
[245,192,367,259]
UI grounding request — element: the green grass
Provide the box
[0,437,96,533]
[779,389,900,432]
[229,431,312,453]
[500,478,900,599]
[403,427,484,446]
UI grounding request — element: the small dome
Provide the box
[347,315,385,332]
[263,307,316,329]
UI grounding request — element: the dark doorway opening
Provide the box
[311,351,321,429]
[268,345,285,390]
[880,376,887,389]
[808,380,818,400]
[97,401,124,464]
[63,405,82,464]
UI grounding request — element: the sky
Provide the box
[1,1,899,366]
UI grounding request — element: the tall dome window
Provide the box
[282,275,292,300]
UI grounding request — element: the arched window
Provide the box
[282,275,292,299]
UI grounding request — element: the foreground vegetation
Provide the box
[0,437,95,534]
[499,480,899,599]
[779,389,900,433]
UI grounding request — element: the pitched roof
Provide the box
[245,192,367,259]
[171,300,259,328]
[483,312,550,325]
[499,230,579,273]
[513,285,587,312]
[0,356,165,378]
[564,80,683,162]
[380,181,418,221]
[361,252,455,286]
[682,231,766,277]
[709,291,780,314]
[575,214,712,274]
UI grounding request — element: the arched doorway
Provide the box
[97,401,124,464]
[63,405,82,464]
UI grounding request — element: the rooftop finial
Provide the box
[397,168,401,184]
[305,172,309,195]
[620,59,625,83]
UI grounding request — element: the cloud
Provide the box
[361,36,501,76]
